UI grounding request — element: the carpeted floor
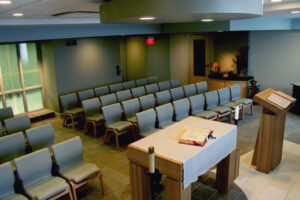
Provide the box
[31,104,300,200]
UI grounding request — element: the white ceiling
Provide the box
[0,0,300,25]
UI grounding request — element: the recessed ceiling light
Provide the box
[270,0,282,3]
[291,10,300,14]
[201,19,214,22]
[13,13,23,17]
[0,0,11,5]
[218,30,223,32]
[139,16,156,21]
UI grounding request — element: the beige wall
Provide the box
[169,34,189,85]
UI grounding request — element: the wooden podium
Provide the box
[251,88,295,174]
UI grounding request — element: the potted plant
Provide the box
[248,79,260,100]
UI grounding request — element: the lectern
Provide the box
[251,88,295,174]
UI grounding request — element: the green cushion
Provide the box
[65,107,83,115]
[159,122,175,129]
[86,113,104,122]
[210,106,231,114]
[25,176,68,200]
[61,162,99,183]
[127,117,137,123]
[107,121,133,132]
[0,194,28,200]
[237,98,253,105]
[140,129,159,138]
[194,111,217,119]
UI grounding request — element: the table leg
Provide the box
[129,161,151,200]
[166,177,191,200]
[216,151,236,194]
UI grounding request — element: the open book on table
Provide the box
[175,127,213,146]
[267,91,296,109]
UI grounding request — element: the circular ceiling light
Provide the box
[201,19,214,22]
[0,1,11,5]
[13,13,23,17]
[139,16,156,21]
[291,10,300,14]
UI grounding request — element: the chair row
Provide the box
[0,123,54,164]
[0,136,104,200]
[60,78,182,129]
[0,114,31,136]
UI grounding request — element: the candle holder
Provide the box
[234,101,240,125]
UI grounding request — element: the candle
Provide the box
[235,101,240,120]
[148,146,155,174]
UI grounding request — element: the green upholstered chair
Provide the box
[94,86,109,97]
[60,93,83,129]
[170,87,184,101]
[183,84,197,97]
[100,93,117,107]
[147,76,158,84]
[189,94,218,120]
[52,136,105,200]
[122,98,140,124]
[109,83,124,93]
[136,78,148,87]
[116,90,132,102]
[14,148,73,200]
[102,103,135,150]
[139,94,156,111]
[0,132,26,164]
[0,107,14,126]
[82,98,104,138]
[122,80,136,90]
[0,162,28,200]
[136,109,159,138]
[78,89,95,101]
[196,81,208,94]
[145,83,159,94]
[158,81,171,91]
[25,124,54,152]
[170,79,182,88]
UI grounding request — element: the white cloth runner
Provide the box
[131,116,237,189]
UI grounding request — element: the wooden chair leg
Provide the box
[104,129,109,144]
[250,103,253,115]
[114,130,120,150]
[241,106,245,120]
[92,121,97,138]
[69,182,77,200]
[98,172,105,195]
[229,110,233,124]
[217,114,220,121]
[83,122,87,135]
[71,115,75,129]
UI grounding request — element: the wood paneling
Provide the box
[208,78,248,98]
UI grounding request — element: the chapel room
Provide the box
[0,0,300,200]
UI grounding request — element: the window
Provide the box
[0,43,44,114]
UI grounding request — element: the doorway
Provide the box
[189,35,212,84]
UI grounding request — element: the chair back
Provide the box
[14,148,52,188]
[155,90,171,106]
[170,79,182,88]
[205,91,219,109]
[136,78,148,87]
[131,86,146,98]
[229,84,241,101]
[5,115,31,135]
[173,98,190,121]
[156,103,174,128]
[123,80,136,89]
[60,93,78,112]
[196,81,208,94]
[94,86,109,97]
[145,83,159,94]
[158,81,171,91]
[122,98,140,120]
[78,89,95,101]
[82,97,101,117]
[189,94,205,115]
[100,93,117,107]
[139,94,155,111]
[52,136,83,172]
[136,109,156,134]
[102,103,122,126]
[0,162,16,198]
[116,90,132,102]
[218,88,230,106]
[0,107,14,124]
[109,83,124,93]
[183,84,196,97]
[170,87,184,101]
[0,132,26,163]
[148,76,158,84]
[26,124,54,151]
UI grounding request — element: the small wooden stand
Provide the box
[251,88,295,174]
